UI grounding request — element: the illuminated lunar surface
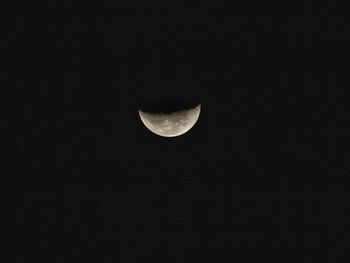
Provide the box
[138,104,201,137]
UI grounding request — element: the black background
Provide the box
[1,1,349,262]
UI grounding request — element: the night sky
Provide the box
[2,1,349,262]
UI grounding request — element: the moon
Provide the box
[138,104,201,137]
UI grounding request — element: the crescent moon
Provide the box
[138,104,201,137]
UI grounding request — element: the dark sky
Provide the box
[2,1,349,262]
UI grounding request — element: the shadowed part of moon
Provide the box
[138,97,201,114]
[138,104,201,137]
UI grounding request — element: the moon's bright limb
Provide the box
[138,104,201,137]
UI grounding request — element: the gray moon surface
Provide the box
[138,104,201,137]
